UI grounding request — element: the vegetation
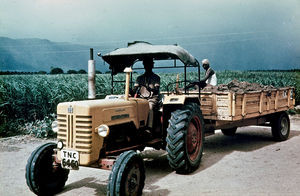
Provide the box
[0,70,298,137]
[0,71,48,75]
[77,69,87,74]
[50,67,64,74]
[1,69,102,75]
[67,70,77,74]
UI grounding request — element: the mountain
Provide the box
[0,36,299,72]
[182,35,300,71]
[0,37,101,72]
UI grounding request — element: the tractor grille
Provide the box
[57,114,93,154]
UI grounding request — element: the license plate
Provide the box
[61,149,79,170]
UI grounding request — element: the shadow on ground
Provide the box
[60,177,107,195]
[58,127,300,196]
[141,126,300,194]
[197,127,299,172]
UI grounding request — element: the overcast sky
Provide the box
[1,0,300,70]
[1,0,299,44]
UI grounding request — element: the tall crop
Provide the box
[0,70,298,137]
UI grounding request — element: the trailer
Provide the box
[164,86,295,140]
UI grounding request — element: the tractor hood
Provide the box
[57,98,149,128]
[101,41,199,75]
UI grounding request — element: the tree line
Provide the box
[0,67,103,75]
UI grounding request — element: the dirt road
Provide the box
[1,115,300,196]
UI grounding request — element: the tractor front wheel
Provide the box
[107,150,145,196]
[25,142,69,195]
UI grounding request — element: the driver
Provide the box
[133,57,160,128]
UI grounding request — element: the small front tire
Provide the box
[107,150,145,196]
[25,142,69,195]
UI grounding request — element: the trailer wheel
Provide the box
[166,103,205,174]
[221,127,237,136]
[107,150,145,196]
[25,142,69,195]
[271,112,290,141]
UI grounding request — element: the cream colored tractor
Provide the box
[25,42,209,195]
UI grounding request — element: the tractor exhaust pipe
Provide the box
[88,48,96,99]
[124,67,132,101]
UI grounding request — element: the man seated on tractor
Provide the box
[132,57,160,130]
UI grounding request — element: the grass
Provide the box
[0,70,299,137]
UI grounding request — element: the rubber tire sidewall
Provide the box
[25,142,69,195]
[107,150,145,196]
[271,112,290,141]
[166,103,205,174]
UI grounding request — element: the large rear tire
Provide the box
[271,112,290,141]
[25,142,69,195]
[166,103,205,174]
[107,150,145,196]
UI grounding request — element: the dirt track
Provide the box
[1,115,300,196]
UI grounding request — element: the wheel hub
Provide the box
[187,116,202,162]
[280,117,288,135]
[125,164,140,195]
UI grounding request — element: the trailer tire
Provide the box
[25,142,69,195]
[221,127,237,136]
[166,103,205,174]
[271,112,290,141]
[107,150,145,196]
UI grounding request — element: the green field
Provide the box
[0,70,299,137]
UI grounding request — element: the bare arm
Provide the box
[200,69,215,82]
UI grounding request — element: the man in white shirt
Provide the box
[185,59,217,90]
[200,59,217,86]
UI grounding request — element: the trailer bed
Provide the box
[199,87,295,121]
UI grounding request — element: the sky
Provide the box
[1,0,300,69]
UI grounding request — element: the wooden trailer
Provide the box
[196,87,295,139]
[164,86,295,139]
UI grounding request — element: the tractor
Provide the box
[25,41,213,195]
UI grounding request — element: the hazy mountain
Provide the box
[0,36,299,72]
[0,37,96,72]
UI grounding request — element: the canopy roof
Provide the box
[101,41,199,74]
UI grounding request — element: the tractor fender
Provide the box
[163,95,200,106]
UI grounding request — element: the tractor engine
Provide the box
[56,98,149,166]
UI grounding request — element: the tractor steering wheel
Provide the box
[134,84,152,99]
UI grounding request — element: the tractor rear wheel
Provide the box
[166,103,205,174]
[25,142,69,195]
[271,112,290,141]
[107,150,145,196]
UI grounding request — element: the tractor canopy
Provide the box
[101,41,199,75]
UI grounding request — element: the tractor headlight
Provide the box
[57,140,64,150]
[97,124,110,137]
[52,120,58,133]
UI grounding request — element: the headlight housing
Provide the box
[97,124,110,137]
[52,120,58,133]
[57,140,64,150]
